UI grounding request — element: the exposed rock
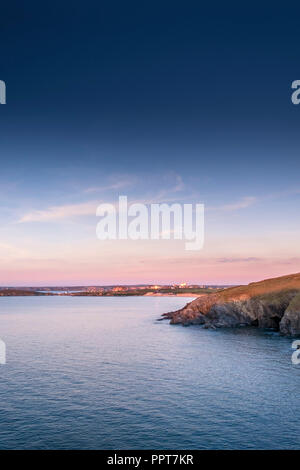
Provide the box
[280,292,300,336]
[162,273,300,336]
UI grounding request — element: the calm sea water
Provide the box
[0,296,299,450]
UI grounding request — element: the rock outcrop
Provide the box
[162,273,300,336]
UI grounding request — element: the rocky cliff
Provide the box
[162,273,300,336]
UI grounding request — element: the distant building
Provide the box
[179,283,187,288]
[112,286,127,292]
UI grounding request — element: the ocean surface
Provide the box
[0,296,299,450]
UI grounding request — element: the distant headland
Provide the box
[162,272,300,336]
[0,284,229,297]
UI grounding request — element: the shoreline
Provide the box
[0,293,200,298]
[143,293,199,298]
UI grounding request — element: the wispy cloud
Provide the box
[19,201,99,223]
[210,187,300,213]
[18,191,182,223]
[84,175,135,193]
[209,196,257,212]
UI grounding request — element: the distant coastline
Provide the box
[0,284,227,297]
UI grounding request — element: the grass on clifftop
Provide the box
[215,272,300,302]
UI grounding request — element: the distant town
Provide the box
[0,283,233,297]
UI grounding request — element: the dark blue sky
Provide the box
[1,1,300,174]
[1,1,300,284]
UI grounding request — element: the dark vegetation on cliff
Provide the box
[0,289,50,296]
[162,273,300,336]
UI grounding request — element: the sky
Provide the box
[0,1,300,285]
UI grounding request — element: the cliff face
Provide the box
[162,273,300,336]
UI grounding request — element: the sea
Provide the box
[0,296,299,449]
